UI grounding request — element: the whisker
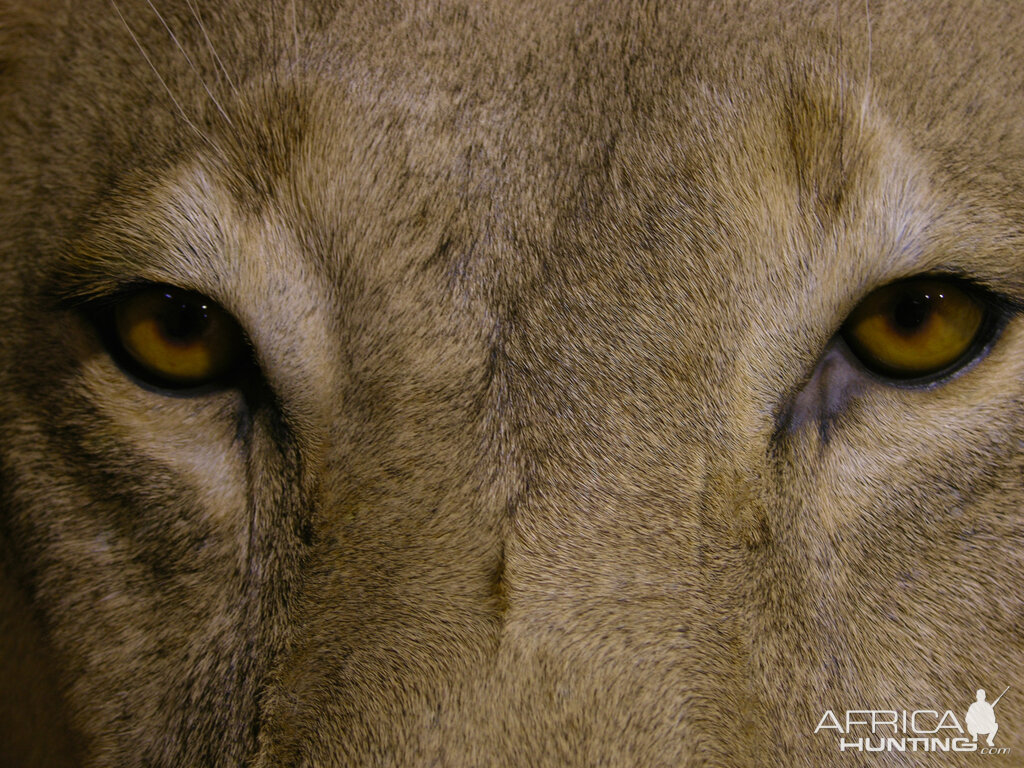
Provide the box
[109,0,226,157]
[143,0,235,128]
[184,0,241,102]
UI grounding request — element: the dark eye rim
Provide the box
[838,274,1012,389]
[83,282,256,396]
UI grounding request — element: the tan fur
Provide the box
[2,1,1023,765]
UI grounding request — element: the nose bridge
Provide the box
[258,207,769,764]
[258,41,778,767]
[495,218,761,640]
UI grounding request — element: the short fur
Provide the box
[1,1,1023,765]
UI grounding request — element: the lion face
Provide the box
[1,1,1022,766]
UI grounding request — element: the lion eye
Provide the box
[840,276,996,382]
[100,285,247,390]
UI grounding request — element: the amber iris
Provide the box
[842,277,988,380]
[112,286,244,388]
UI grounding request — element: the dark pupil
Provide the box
[891,291,932,332]
[158,293,209,342]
